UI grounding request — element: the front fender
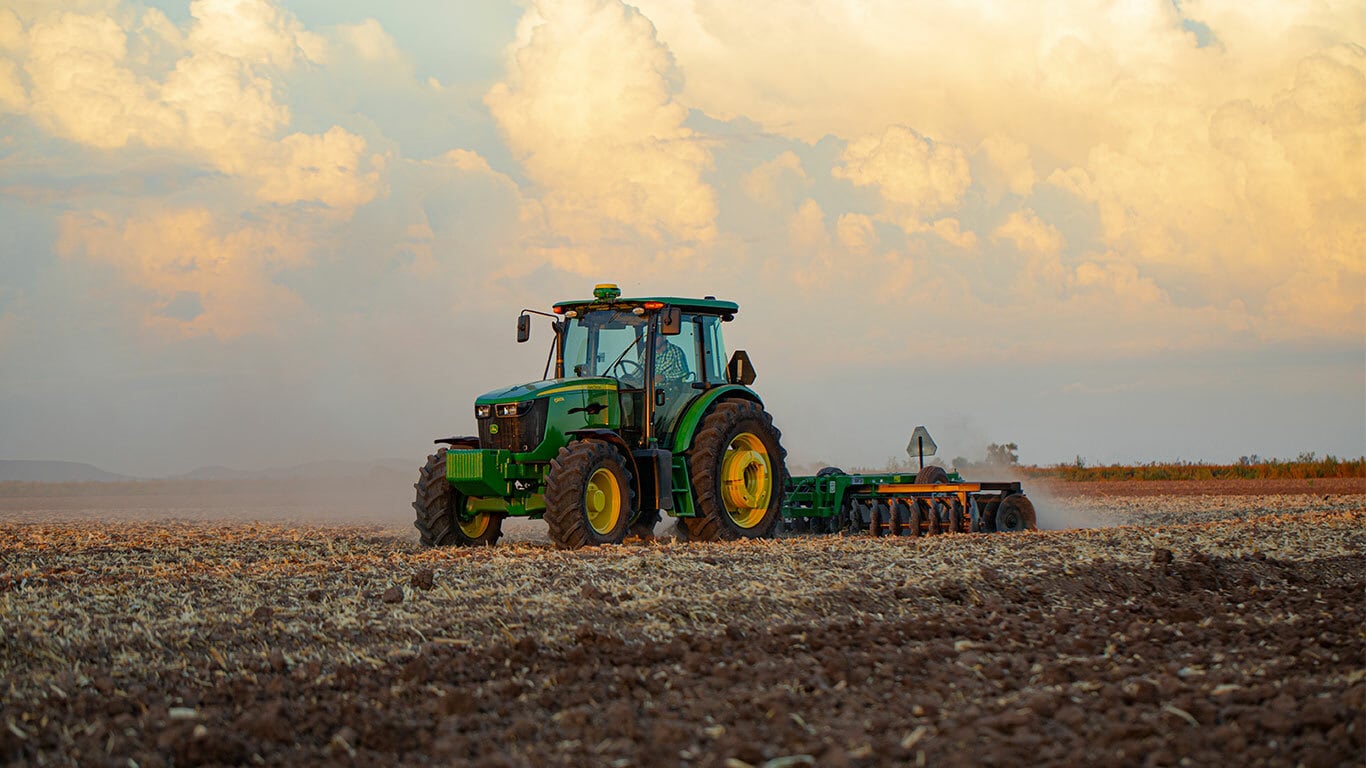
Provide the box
[565,429,634,460]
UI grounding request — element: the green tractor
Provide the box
[413,283,787,549]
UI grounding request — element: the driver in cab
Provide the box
[650,332,688,381]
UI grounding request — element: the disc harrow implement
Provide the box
[781,469,1037,536]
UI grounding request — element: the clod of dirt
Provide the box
[580,583,616,604]
[410,568,435,590]
[381,586,404,604]
[1153,548,1174,565]
[250,605,274,622]
[305,589,324,602]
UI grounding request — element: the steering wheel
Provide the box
[610,358,642,381]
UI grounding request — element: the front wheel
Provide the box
[544,440,635,549]
[683,400,787,541]
[413,449,503,547]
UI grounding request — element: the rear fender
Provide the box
[668,385,762,454]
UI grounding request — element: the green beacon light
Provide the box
[593,283,622,300]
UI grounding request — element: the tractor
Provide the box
[413,284,787,549]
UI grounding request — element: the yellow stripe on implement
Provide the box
[876,483,983,494]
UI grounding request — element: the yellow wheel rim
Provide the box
[720,432,772,528]
[458,511,491,539]
[585,467,623,535]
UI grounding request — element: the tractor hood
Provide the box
[475,377,619,405]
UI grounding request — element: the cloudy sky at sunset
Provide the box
[1,0,1362,477]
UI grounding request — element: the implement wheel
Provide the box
[915,465,949,484]
[413,448,503,547]
[683,400,787,541]
[995,494,1037,532]
[545,441,635,549]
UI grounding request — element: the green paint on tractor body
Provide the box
[442,288,763,520]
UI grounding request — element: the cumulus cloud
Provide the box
[256,127,381,211]
[742,150,807,210]
[833,125,971,229]
[334,18,402,64]
[56,207,311,338]
[978,133,1035,198]
[835,213,876,255]
[993,208,1064,256]
[8,0,375,211]
[485,0,717,273]
[631,0,1364,344]
[23,12,181,148]
[0,58,25,112]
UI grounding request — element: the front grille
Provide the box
[447,450,484,480]
[478,398,548,452]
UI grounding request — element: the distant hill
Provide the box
[0,460,135,482]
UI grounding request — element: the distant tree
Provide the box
[986,442,1019,466]
[952,456,970,471]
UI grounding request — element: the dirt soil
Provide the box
[1,487,1362,767]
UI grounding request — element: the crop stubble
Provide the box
[1,488,1362,767]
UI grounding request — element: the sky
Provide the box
[0,0,1363,477]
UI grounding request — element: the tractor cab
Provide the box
[544,284,743,448]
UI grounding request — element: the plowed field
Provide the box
[2,483,1362,767]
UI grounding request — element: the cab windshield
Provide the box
[559,308,717,385]
[561,310,648,380]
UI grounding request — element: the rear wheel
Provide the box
[683,400,787,541]
[995,494,1037,532]
[413,448,503,547]
[545,441,635,549]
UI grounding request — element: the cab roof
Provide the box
[552,295,739,315]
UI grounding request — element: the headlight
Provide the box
[496,400,535,417]
[475,404,492,419]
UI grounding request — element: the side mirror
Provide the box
[660,306,682,336]
[726,350,756,385]
[516,314,531,343]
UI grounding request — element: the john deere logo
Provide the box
[489,424,500,434]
